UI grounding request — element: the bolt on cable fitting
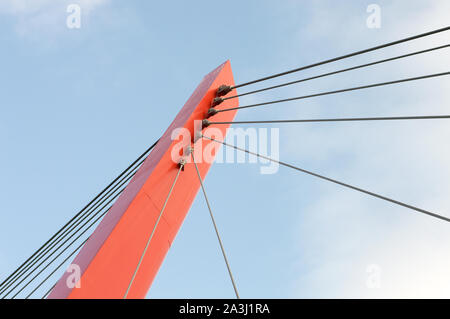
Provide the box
[211,97,224,107]
[178,158,187,171]
[217,85,233,97]
[193,130,203,143]
[202,119,211,127]
[184,145,194,156]
[192,130,203,144]
[207,108,218,117]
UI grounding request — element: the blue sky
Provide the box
[0,0,449,298]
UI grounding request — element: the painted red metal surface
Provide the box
[47,61,238,299]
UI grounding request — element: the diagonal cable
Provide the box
[123,163,184,299]
[0,160,143,297]
[202,135,450,223]
[2,181,129,299]
[216,72,450,113]
[207,115,450,126]
[232,26,450,89]
[191,149,240,299]
[26,238,89,299]
[0,140,159,293]
[9,206,112,299]
[42,283,56,300]
[225,44,450,100]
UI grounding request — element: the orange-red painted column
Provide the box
[47,61,238,299]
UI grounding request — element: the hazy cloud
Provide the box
[0,0,110,39]
[273,0,450,297]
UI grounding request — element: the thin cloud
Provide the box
[0,0,110,39]
[271,0,450,297]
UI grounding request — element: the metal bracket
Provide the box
[207,108,218,118]
[178,158,187,171]
[211,97,224,107]
[216,85,233,97]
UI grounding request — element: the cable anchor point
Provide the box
[193,130,203,143]
[216,85,233,97]
[178,158,187,171]
[207,108,218,118]
[202,119,211,127]
[211,97,224,107]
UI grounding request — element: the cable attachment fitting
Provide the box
[211,97,224,107]
[185,146,194,156]
[193,130,203,143]
[178,158,187,171]
[217,85,233,97]
[202,119,211,128]
[207,108,218,118]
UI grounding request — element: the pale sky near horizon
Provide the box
[0,0,450,299]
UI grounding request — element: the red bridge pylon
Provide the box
[48,61,238,299]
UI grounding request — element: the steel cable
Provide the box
[0,140,158,293]
[202,135,450,223]
[207,115,450,126]
[232,26,450,89]
[191,150,240,299]
[216,72,450,113]
[224,44,450,100]
[123,163,184,299]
